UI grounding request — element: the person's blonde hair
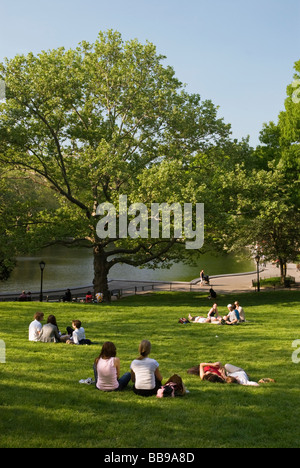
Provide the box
[138,340,151,360]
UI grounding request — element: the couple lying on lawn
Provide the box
[188,362,275,386]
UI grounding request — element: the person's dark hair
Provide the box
[226,376,239,384]
[72,320,81,329]
[187,365,200,375]
[47,315,58,327]
[202,373,225,383]
[95,342,117,365]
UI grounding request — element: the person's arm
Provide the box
[155,367,163,382]
[130,370,135,382]
[114,357,120,380]
[199,363,209,379]
[72,329,79,344]
[54,326,61,342]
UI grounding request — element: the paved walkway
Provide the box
[107,262,300,297]
[0,263,298,301]
[198,262,300,295]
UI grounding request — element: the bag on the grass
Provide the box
[157,374,186,398]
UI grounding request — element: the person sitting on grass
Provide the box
[38,315,61,343]
[66,320,91,345]
[94,341,131,391]
[29,312,44,341]
[130,340,163,397]
[222,304,240,325]
[207,303,221,321]
[234,301,246,322]
[85,291,93,303]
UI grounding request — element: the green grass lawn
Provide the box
[0,290,300,448]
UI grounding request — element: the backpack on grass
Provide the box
[157,374,186,398]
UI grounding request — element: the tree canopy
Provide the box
[0,30,231,298]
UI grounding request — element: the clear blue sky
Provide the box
[1,0,299,145]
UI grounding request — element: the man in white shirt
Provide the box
[28,312,44,341]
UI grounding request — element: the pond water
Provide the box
[0,245,255,294]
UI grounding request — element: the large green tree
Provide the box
[0,31,231,299]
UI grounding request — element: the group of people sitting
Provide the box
[19,291,32,301]
[93,339,273,394]
[93,339,186,397]
[28,313,274,395]
[62,289,103,303]
[186,301,246,325]
[28,312,91,345]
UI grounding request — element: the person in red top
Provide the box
[85,291,93,303]
[200,362,226,383]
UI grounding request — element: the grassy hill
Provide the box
[0,290,299,448]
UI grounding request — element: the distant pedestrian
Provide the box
[200,270,205,286]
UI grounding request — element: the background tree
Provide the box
[0,31,231,299]
[0,167,58,281]
[222,59,300,283]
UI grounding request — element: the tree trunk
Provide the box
[93,245,110,302]
[279,257,287,285]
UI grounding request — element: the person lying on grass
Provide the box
[188,314,221,324]
[190,362,275,386]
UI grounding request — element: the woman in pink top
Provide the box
[94,342,131,391]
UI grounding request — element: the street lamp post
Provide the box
[255,255,260,292]
[39,261,46,302]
